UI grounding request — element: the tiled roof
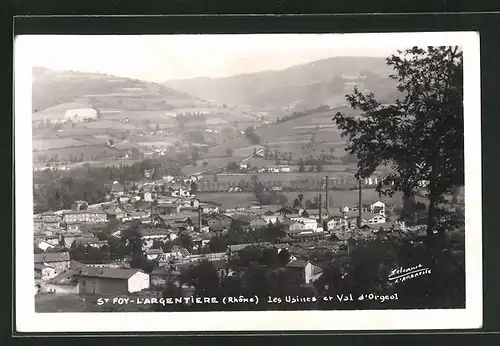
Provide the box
[228,242,273,252]
[74,266,144,279]
[139,228,171,237]
[47,269,78,285]
[34,252,70,263]
[34,263,52,271]
[273,243,290,249]
[63,210,106,215]
[232,214,259,224]
[146,248,164,255]
[287,260,309,268]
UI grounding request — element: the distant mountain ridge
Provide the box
[32,67,202,112]
[165,56,399,111]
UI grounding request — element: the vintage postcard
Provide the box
[14,32,482,332]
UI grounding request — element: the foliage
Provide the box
[33,177,108,213]
[244,127,261,145]
[333,46,464,238]
[33,158,183,213]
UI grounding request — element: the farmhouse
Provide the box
[286,260,323,284]
[74,266,150,295]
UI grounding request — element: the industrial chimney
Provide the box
[325,176,329,214]
[318,193,322,228]
[198,206,203,232]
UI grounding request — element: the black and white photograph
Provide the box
[15,32,482,332]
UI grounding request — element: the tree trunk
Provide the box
[402,186,415,222]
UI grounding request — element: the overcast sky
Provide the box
[21,33,463,82]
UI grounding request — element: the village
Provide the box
[33,166,437,312]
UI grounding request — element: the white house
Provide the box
[171,188,191,198]
[140,228,175,250]
[289,217,318,231]
[141,191,153,202]
[34,264,57,281]
[370,201,386,215]
[75,267,150,294]
[262,215,284,224]
[34,238,55,251]
[286,260,323,284]
[364,212,386,224]
[163,175,174,183]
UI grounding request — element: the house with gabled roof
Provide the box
[73,265,150,294]
[34,251,71,274]
[286,260,323,284]
[43,269,80,294]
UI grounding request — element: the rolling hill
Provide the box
[32,67,206,113]
[206,105,360,159]
[165,56,399,111]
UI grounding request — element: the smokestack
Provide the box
[198,206,202,232]
[318,193,322,228]
[357,178,362,228]
[325,176,329,213]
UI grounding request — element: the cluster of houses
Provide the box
[34,174,409,299]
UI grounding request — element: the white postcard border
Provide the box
[15,31,482,332]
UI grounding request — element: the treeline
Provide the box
[155,236,465,312]
[33,177,108,213]
[244,127,261,145]
[276,105,331,124]
[33,158,183,213]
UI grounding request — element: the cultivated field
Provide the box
[233,145,265,157]
[182,156,247,176]
[32,138,88,151]
[64,159,142,169]
[207,170,367,184]
[83,120,142,130]
[196,189,418,209]
[196,192,259,208]
[207,107,352,158]
[32,145,124,161]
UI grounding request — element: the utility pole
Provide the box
[357,178,362,228]
[318,193,323,230]
[325,175,329,215]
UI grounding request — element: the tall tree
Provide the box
[333,46,464,241]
